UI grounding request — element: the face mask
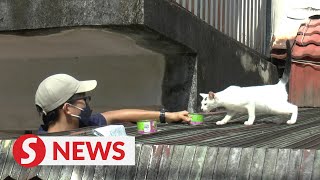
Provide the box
[68,103,92,126]
[79,104,93,126]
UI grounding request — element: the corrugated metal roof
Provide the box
[127,108,320,149]
[298,21,320,33]
[174,0,269,55]
[292,19,320,61]
[272,18,320,61]
[285,18,320,107]
[296,34,320,46]
[12,108,319,149]
[1,108,320,179]
[292,43,320,60]
[1,109,320,148]
[2,142,320,179]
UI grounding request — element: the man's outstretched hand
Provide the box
[165,110,191,123]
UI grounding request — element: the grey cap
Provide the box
[35,74,97,114]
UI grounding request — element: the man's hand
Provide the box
[165,110,191,123]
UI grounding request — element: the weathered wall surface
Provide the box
[0,0,278,129]
[0,0,143,30]
[0,28,195,130]
[144,0,279,111]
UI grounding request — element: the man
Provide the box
[35,74,191,133]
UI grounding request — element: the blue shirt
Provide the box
[38,113,107,134]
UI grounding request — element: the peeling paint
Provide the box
[258,61,271,84]
[240,52,257,72]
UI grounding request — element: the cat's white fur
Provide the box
[200,82,298,125]
[200,40,298,126]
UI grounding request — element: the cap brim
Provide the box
[76,80,97,93]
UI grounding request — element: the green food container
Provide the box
[137,120,157,134]
[189,113,204,125]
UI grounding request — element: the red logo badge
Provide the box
[13,134,46,168]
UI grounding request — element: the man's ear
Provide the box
[62,103,71,115]
[200,93,207,99]
[208,91,215,100]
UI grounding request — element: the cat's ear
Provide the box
[208,91,215,100]
[199,93,207,99]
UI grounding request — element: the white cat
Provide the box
[200,40,298,125]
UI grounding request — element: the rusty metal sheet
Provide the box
[271,48,289,60]
[298,24,320,34]
[167,145,185,180]
[146,145,163,180]
[48,166,63,180]
[201,147,218,179]
[157,145,174,180]
[188,146,207,180]
[274,149,290,180]
[3,142,320,179]
[37,166,52,180]
[271,53,287,60]
[287,149,303,180]
[18,166,32,180]
[3,109,320,179]
[1,141,15,180]
[25,166,41,180]
[261,148,278,180]
[236,148,254,180]
[114,166,127,180]
[272,18,320,61]
[225,148,242,180]
[70,166,85,180]
[104,165,117,180]
[0,141,11,179]
[92,166,106,180]
[135,145,153,180]
[58,166,74,180]
[301,19,320,27]
[213,147,230,179]
[178,146,196,180]
[296,34,320,46]
[82,166,96,180]
[289,62,320,107]
[9,162,22,179]
[312,150,320,180]
[249,148,266,180]
[292,44,320,60]
[300,149,316,180]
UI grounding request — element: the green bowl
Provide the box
[189,113,204,125]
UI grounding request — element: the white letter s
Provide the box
[21,138,37,164]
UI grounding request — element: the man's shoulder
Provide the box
[89,113,107,126]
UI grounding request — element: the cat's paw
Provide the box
[244,121,253,126]
[286,120,296,124]
[216,121,227,125]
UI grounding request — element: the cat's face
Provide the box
[200,91,218,112]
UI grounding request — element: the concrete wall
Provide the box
[144,0,279,111]
[0,0,143,30]
[0,0,278,129]
[0,28,195,130]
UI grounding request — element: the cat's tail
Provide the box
[279,39,292,85]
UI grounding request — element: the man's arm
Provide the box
[101,109,191,124]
